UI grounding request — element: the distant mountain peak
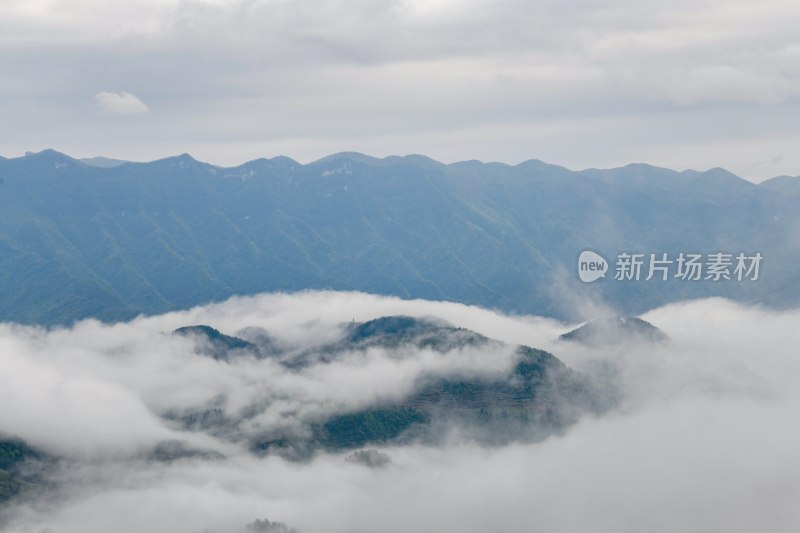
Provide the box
[14,149,81,171]
[346,315,449,343]
[152,153,202,165]
[312,152,383,165]
[80,156,130,168]
[267,155,300,169]
[169,153,201,165]
[758,175,800,192]
[135,153,219,174]
[696,167,753,189]
[174,325,258,360]
[21,149,77,162]
[398,154,443,166]
[559,316,668,347]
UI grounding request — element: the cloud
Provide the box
[0,292,799,532]
[1,1,800,178]
[94,91,150,115]
[0,292,545,459]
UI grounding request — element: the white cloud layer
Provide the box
[0,291,799,532]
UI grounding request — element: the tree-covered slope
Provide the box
[1,150,798,324]
[0,438,45,504]
[178,316,616,455]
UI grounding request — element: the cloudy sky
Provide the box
[1,0,799,180]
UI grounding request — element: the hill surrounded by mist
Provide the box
[172,315,613,458]
[0,305,611,512]
[1,292,798,532]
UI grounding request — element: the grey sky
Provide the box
[1,0,799,181]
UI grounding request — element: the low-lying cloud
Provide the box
[1,291,799,532]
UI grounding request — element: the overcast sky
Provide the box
[1,0,799,181]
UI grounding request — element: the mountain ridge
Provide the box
[8,149,792,184]
[1,149,798,325]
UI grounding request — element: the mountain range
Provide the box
[1,149,799,324]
